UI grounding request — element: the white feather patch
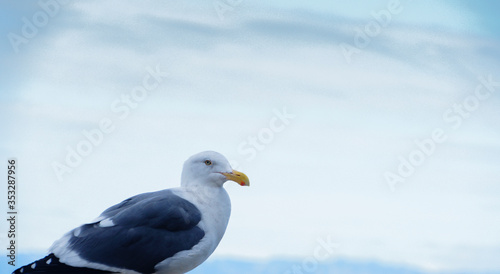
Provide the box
[73,227,82,237]
[98,218,115,227]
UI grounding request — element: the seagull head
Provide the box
[181,151,250,188]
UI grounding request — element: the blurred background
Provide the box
[1,1,500,273]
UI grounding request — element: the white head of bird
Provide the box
[181,151,250,188]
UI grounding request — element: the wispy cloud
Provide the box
[2,1,500,273]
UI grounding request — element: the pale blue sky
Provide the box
[1,1,500,273]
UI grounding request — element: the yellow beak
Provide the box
[222,170,250,186]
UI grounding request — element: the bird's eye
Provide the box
[204,160,212,166]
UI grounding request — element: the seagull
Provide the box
[13,151,249,274]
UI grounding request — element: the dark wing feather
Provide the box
[66,190,205,274]
[12,253,113,273]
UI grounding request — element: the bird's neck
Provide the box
[181,184,232,238]
[182,184,228,202]
[181,177,224,188]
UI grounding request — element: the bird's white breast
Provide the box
[154,186,231,274]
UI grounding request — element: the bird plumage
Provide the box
[13,151,249,274]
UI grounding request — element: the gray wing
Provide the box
[66,190,205,274]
